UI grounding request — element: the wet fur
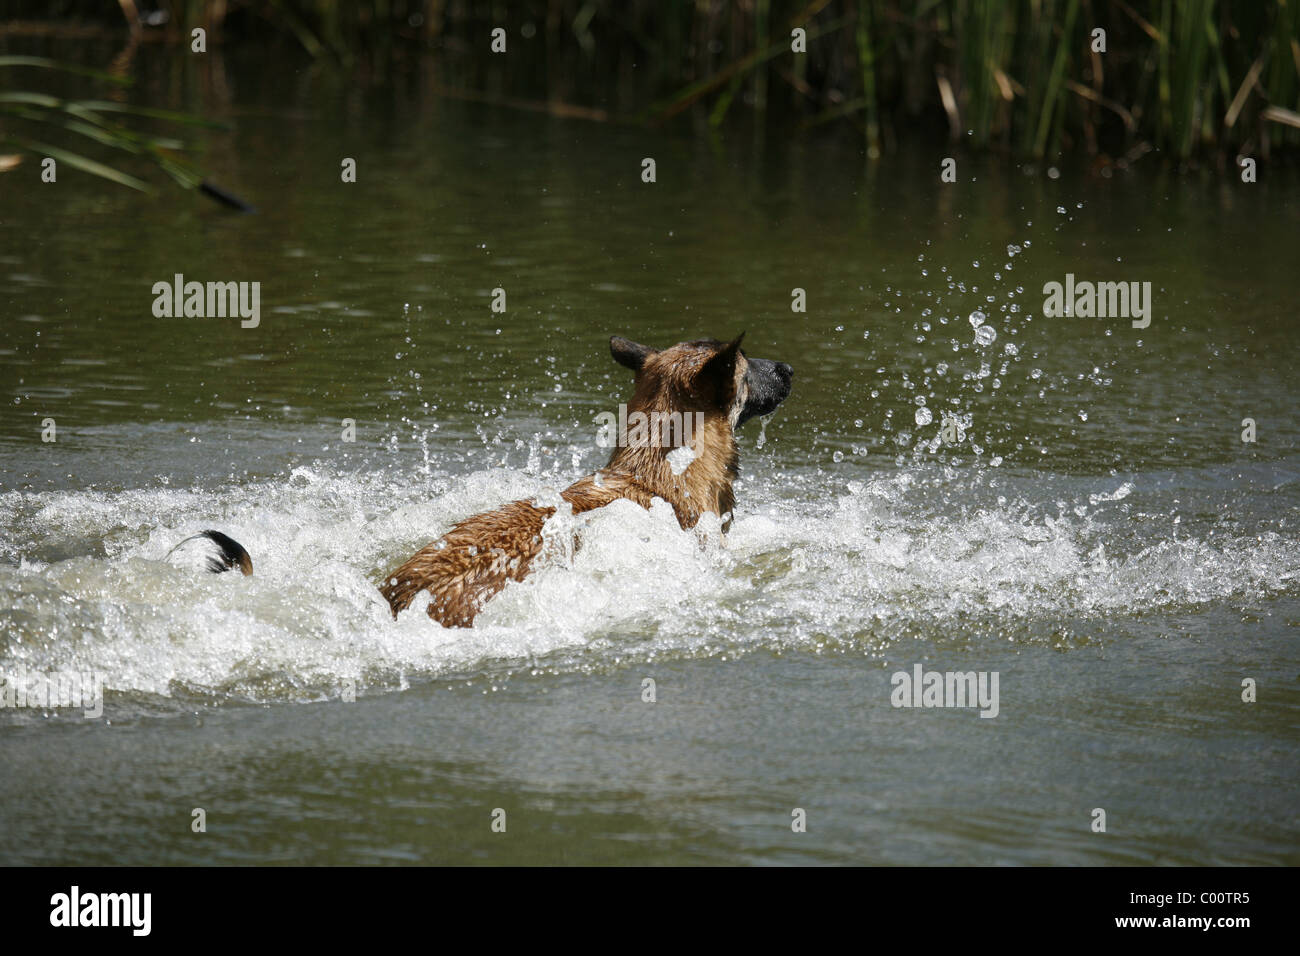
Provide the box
[379,335,792,627]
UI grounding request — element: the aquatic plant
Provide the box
[5,1,1300,159]
[0,55,224,193]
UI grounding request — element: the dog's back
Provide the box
[380,473,648,625]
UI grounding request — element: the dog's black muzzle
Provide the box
[738,357,793,426]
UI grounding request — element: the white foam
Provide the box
[1,463,1297,706]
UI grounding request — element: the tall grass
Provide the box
[5,0,1299,160]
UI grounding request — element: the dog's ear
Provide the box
[699,333,745,400]
[610,336,657,372]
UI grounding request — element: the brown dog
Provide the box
[379,335,793,627]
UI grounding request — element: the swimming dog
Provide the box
[382,334,791,626]
[180,335,792,628]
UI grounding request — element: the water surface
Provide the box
[1,48,1298,865]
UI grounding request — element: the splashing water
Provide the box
[2,450,1295,712]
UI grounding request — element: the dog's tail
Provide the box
[164,530,253,576]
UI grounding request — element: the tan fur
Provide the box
[380,338,753,627]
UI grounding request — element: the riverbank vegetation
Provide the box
[4,1,1298,168]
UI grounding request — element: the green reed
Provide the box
[6,0,1299,160]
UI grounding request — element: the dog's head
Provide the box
[609,334,792,426]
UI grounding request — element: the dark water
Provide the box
[1,47,1298,865]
